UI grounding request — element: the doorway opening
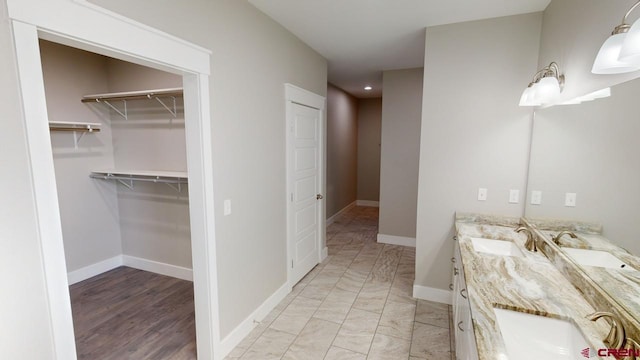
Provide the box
[41,39,197,358]
[9,3,219,357]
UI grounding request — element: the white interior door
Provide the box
[287,101,322,285]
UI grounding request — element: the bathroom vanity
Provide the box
[451,213,612,359]
[451,211,640,359]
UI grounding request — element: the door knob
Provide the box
[316,194,323,200]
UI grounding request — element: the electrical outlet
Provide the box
[224,199,232,215]
[531,191,542,205]
[565,193,577,207]
[478,188,488,201]
[509,189,519,204]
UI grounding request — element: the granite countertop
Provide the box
[528,223,640,342]
[544,231,640,316]
[454,216,609,359]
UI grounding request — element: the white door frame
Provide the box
[7,0,221,359]
[284,84,327,288]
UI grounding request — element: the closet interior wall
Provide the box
[41,40,122,274]
[41,40,191,280]
[106,59,191,271]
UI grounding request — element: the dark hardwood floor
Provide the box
[70,266,196,359]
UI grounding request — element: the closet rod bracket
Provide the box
[116,177,134,190]
[165,182,182,193]
[99,99,128,120]
[151,95,177,118]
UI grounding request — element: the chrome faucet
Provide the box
[515,226,537,252]
[551,230,577,245]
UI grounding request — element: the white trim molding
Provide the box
[67,256,123,285]
[413,285,452,305]
[123,255,193,282]
[377,233,416,247]
[356,200,379,207]
[219,282,290,357]
[67,255,194,284]
[326,201,356,225]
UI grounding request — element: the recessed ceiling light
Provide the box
[364,86,372,91]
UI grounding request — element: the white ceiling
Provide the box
[249,0,551,98]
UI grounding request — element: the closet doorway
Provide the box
[41,40,196,358]
[9,1,219,358]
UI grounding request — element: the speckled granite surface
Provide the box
[455,214,609,359]
[522,217,640,345]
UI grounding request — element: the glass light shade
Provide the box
[519,86,540,106]
[619,19,640,65]
[536,76,561,104]
[592,33,640,74]
[519,87,532,106]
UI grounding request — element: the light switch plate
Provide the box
[509,189,519,204]
[531,191,542,205]
[224,199,232,215]
[565,193,577,207]
[478,188,487,201]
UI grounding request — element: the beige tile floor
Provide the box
[225,206,454,360]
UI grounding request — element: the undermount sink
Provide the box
[494,307,592,360]
[471,237,524,257]
[562,247,634,271]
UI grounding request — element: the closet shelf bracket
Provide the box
[82,88,183,120]
[117,177,134,190]
[152,95,177,118]
[49,122,102,149]
[165,182,182,193]
[98,99,128,120]
[90,170,188,194]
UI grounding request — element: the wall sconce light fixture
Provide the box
[519,62,564,106]
[592,0,640,74]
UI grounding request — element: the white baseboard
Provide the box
[356,200,379,207]
[219,282,291,358]
[326,200,356,225]
[413,285,452,305]
[122,255,193,281]
[67,255,123,285]
[377,233,416,247]
[320,246,328,262]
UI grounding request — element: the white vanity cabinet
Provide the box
[452,240,479,360]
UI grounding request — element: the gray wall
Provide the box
[379,68,423,239]
[89,0,328,338]
[41,41,123,273]
[326,83,358,217]
[0,0,57,357]
[357,98,382,202]
[416,13,542,291]
[106,59,192,268]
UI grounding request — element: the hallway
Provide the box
[226,206,453,359]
